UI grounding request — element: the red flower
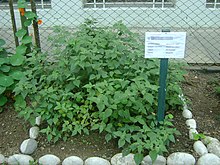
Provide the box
[18,8,25,16]
[37,19,43,25]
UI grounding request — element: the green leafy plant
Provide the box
[0,39,26,112]
[14,20,186,164]
[0,0,39,112]
[193,133,206,141]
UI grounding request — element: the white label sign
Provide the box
[145,32,186,58]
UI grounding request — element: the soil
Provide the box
[0,70,219,162]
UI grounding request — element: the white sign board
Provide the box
[145,32,186,59]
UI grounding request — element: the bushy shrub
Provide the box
[14,20,186,164]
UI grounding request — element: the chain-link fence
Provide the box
[1,0,220,64]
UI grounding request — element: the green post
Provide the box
[157,29,170,122]
[157,58,169,122]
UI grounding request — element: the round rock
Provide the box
[202,136,219,145]
[142,155,166,165]
[85,157,110,165]
[39,154,61,165]
[193,141,208,156]
[197,153,220,165]
[8,154,34,165]
[35,116,41,126]
[207,141,220,157]
[186,119,197,129]
[20,138,38,155]
[0,154,5,164]
[62,156,83,165]
[182,109,192,119]
[189,128,198,140]
[111,153,136,165]
[29,126,40,139]
[167,152,195,165]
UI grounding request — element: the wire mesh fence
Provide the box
[0,0,220,64]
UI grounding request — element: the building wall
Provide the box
[0,0,220,29]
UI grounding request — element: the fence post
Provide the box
[31,0,41,51]
[8,0,19,47]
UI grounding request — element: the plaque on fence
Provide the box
[145,32,186,59]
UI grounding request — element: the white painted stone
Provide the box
[111,153,136,165]
[202,136,219,145]
[8,154,34,165]
[207,141,220,157]
[186,119,197,129]
[167,152,196,165]
[62,156,83,165]
[35,116,41,126]
[197,153,220,165]
[29,126,40,139]
[182,109,192,119]
[183,104,188,111]
[193,141,208,156]
[20,138,38,155]
[189,128,198,140]
[39,154,61,165]
[141,155,166,165]
[85,157,110,165]
[0,154,5,164]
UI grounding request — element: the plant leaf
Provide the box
[168,134,175,143]
[149,150,158,163]
[118,138,125,148]
[0,65,10,72]
[17,0,27,8]
[10,54,25,66]
[10,70,25,80]
[103,108,112,119]
[105,134,112,142]
[21,36,32,44]
[0,58,9,65]
[0,86,6,95]
[16,45,27,55]
[0,39,6,47]
[0,74,14,87]
[145,93,154,105]
[16,29,27,38]
[24,19,32,27]
[14,95,26,109]
[24,11,37,19]
[0,95,7,106]
[134,153,144,165]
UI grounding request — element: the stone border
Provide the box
[0,94,220,165]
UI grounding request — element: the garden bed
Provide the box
[0,70,219,162]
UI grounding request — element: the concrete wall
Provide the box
[0,0,220,29]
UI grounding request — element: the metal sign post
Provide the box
[145,30,186,122]
[157,29,170,122]
[157,57,169,122]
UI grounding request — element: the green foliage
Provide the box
[215,86,220,94]
[193,133,206,141]
[0,39,26,111]
[0,0,36,111]
[14,20,185,164]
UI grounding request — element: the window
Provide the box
[0,0,51,9]
[206,0,220,9]
[83,0,175,9]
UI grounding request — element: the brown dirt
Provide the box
[0,70,219,162]
[167,70,220,158]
